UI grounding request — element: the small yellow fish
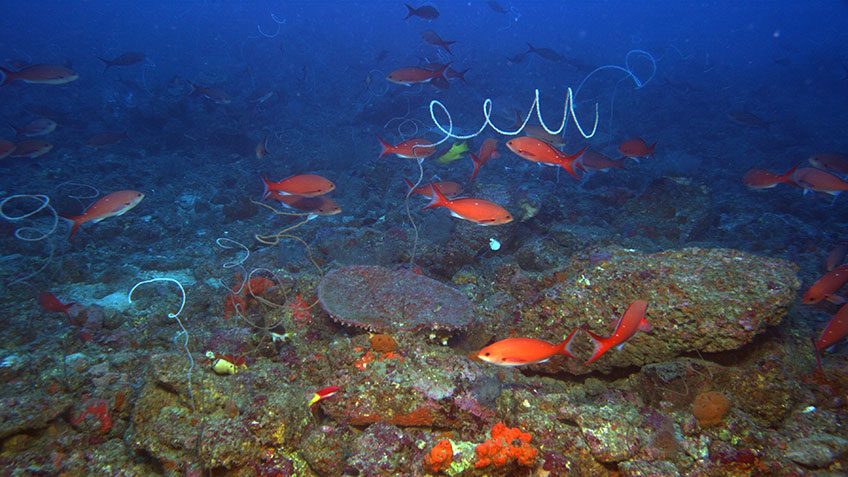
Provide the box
[436,141,469,163]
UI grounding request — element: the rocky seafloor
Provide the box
[0,169,847,476]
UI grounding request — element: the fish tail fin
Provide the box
[778,162,800,184]
[58,214,82,239]
[402,177,415,191]
[582,327,609,364]
[0,66,12,86]
[469,152,482,183]
[433,62,451,81]
[403,3,415,19]
[613,156,627,169]
[560,147,586,179]
[443,41,456,55]
[98,57,112,73]
[526,42,536,53]
[556,327,580,359]
[649,141,657,157]
[186,80,199,96]
[261,176,274,200]
[6,122,20,135]
[456,68,470,84]
[376,136,392,159]
[423,185,448,210]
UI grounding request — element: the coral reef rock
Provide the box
[518,247,800,373]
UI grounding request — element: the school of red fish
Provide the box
[8,5,847,372]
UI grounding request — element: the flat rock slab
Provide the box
[319,265,474,332]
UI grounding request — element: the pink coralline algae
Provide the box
[319,265,474,332]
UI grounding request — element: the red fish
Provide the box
[261,174,335,199]
[506,136,586,179]
[584,300,651,364]
[0,64,79,86]
[815,303,848,352]
[308,385,339,407]
[387,63,450,86]
[792,168,848,195]
[403,178,462,199]
[268,192,341,216]
[802,265,848,304]
[85,131,128,148]
[469,138,500,183]
[38,291,76,315]
[827,242,848,272]
[8,118,57,137]
[0,140,15,159]
[59,190,145,238]
[256,134,270,159]
[579,150,626,172]
[477,329,579,367]
[618,138,656,160]
[187,81,232,104]
[808,152,848,174]
[423,185,513,225]
[9,139,52,158]
[377,137,435,160]
[742,163,799,190]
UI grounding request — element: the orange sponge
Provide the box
[423,439,453,473]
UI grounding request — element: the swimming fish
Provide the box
[827,242,848,272]
[618,138,656,161]
[8,118,57,137]
[436,141,469,163]
[792,168,848,195]
[523,125,565,147]
[802,265,848,305]
[0,64,79,86]
[579,150,626,172]
[98,51,147,72]
[9,139,53,158]
[38,291,76,315]
[85,131,128,148]
[308,385,340,407]
[420,30,455,54]
[808,152,848,175]
[584,300,651,365]
[256,134,270,159]
[377,136,435,160]
[728,110,773,130]
[506,136,585,179]
[187,81,232,104]
[268,192,341,216]
[488,1,508,14]
[477,329,579,367]
[387,63,450,86]
[404,4,439,20]
[403,178,462,199]
[423,185,513,225]
[59,190,145,238]
[815,304,848,352]
[0,140,16,159]
[742,163,798,190]
[469,138,499,183]
[261,174,335,199]
[525,43,566,62]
